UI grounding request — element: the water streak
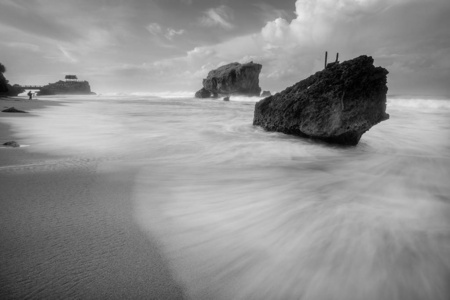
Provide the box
[4,95,450,299]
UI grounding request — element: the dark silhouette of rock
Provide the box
[0,73,8,95]
[253,55,389,145]
[38,80,95,96]
[195,62,262,98]
[0,63,24,96]
[260,90,272,97]
[223,96,230,101]
[195,88,211,98]
[2,107,27,113]
[6,84,25,96]
[3,141,20,147]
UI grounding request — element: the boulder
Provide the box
[195,62,262,98]
[195,88,211,98]
[260,90,272,97]
[2,107,27,113]
[253,55,389,145]
[3,141,20,147]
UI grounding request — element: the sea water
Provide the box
[3,95,450,299]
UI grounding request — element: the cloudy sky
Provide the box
[1,0,449,97]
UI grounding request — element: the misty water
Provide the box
[4,95,450,299]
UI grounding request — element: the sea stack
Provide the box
[38,76,95,96]
[253,55,389,145]
[195,62,262,98]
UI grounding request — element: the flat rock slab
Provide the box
[3,141,20,147]
[2,107,27,113]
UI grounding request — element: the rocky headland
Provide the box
[253,55,389,145]
[38,80,95,96]
[195,62,262,98]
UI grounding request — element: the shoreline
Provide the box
[1,96,62,166]
[0,97,186,299]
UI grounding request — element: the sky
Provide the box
[0,0,449,97]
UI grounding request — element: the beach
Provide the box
[1,94,450,299]
[0,97,185,299]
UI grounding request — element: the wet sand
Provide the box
[0,97,185,299]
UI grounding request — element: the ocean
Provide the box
[3,94,450,299]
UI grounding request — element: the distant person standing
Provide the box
[27,91,32,100]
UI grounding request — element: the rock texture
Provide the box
[253,55,389,145]
[38,81,95,96]
[195,62,262,98]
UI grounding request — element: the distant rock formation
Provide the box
[195,62,262,98]
[260,91,271,97]
[253,55,389,145]
[2,107,27,113]
[38,80,95,96]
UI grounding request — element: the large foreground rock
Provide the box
[253,55,389,145]
[38,80,95,96]
[195,62,262,98]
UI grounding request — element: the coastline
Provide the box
[0,97,185,299]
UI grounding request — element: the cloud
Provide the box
[253,3,292,22]
[146,22,185,42]
[199,5,234,30]
[58,45,78,63]
[0,1,82,42]
[260,0,396,48]
[5,42,41,52]
[165,28,185,40]
[145,0,450,96]
[146,23,163,36]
